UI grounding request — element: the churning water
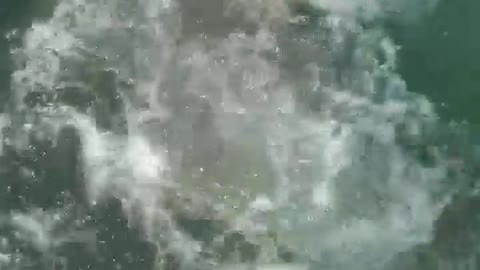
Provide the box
[0,0,478,269]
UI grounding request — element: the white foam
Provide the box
[7,0,450,268]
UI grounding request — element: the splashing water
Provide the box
[0,0,458,269]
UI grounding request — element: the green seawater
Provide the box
[387,0,480,149]
[0,0,479,269]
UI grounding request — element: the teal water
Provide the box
[0,0,479,270]
[3,0,479,132]
[395,0,480,127]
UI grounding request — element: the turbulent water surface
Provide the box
[0,0,479,269]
